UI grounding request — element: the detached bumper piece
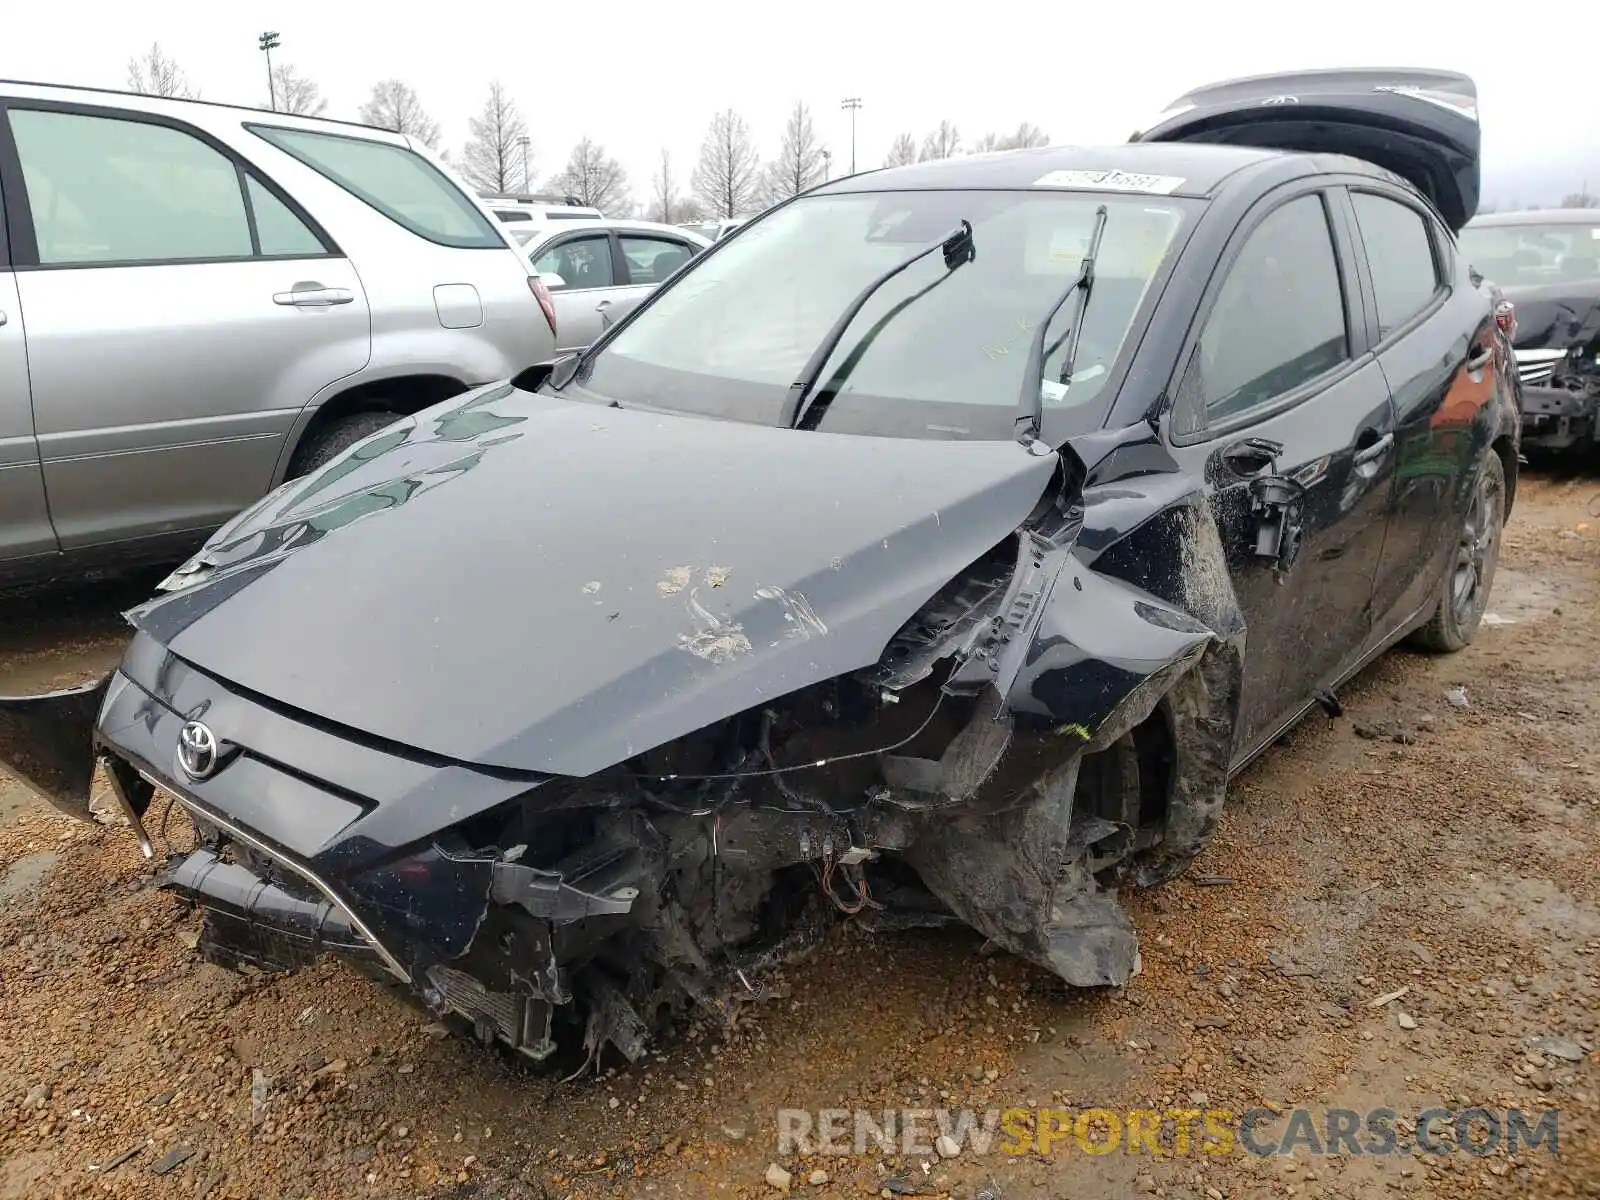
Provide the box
[0,675,114,820]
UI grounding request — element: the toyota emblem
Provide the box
[177,720,219,780]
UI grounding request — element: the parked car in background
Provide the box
[0,80,557,587]
[0,67,1520,1072]
[523,219,709,353]
[1460,208,1600,454]
[480,191,604,246]
[678,217,746,242]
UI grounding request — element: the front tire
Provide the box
[1410,449,1506,653]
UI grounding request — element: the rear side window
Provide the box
[246,177,324,256]
[620,234,694,283]
[11,108,252,264]
[1194,194,1349,421]
[251,125,504,249]
[1352,193,1441,337]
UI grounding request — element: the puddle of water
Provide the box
[0,850,60,906]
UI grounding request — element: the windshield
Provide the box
[1460,222,1600,287]
[577,189,1191,441]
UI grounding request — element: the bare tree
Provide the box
[359,80,442,149]
[1560,191,1599,208]
[1007,122,1050,149]
[549,138,629,212]
[126,43,197,99]
[918,121,962,162]
[271,65,327,116]
[884,133,918,167]
[762,101,827,205]
[650,149,683,224]
[970,123,1050,154]
[461,82,528,194]
[692,109,761,219]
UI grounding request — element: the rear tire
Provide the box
[286,411,402,479]
[1410,449,1506,653]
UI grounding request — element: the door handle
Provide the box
[0,310,7,327]
[273,285,354,307]
[1352,431,1394,468]
[1464,344,1493,372]
[1221,436,1283,477]
[595,299,613,312]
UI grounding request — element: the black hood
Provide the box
[130,385,1058,777]
[1499,281,1600,353]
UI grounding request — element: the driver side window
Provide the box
[1192,194,1350,422]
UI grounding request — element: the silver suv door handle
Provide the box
[273,286,354,307]
[0,310,7,327]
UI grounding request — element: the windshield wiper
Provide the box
[783,222,975,429]
[1016,204,1108,447]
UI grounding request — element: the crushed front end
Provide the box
[1516,344,1600,453]
[66,477,1237,1068]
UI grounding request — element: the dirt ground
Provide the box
[1,470,1597,1200]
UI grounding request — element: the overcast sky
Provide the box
[4,1,1597,207]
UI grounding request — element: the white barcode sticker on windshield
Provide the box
[1033,168,1186,194]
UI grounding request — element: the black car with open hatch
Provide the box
[0,67,1519,1069]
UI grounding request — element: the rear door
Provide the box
[0,172,56,565]
[0,100,371,550]
[1166,184,1397,761]
[1340,185,1493,637]
[529,229,625,352]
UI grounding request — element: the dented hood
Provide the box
[130,385,1057,776]
[1499,282,1600,354]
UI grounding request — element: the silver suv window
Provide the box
[251,125,504,250]
[11,109,257,265]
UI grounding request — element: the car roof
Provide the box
[0,77,407,143]
[1467,208,1600,228]
[813,142,1296,199]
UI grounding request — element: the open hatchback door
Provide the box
[1133,67,1481,232]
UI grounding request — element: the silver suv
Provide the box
[0,81,556,585]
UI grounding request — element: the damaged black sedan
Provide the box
[0,69,1521,1068]
[1460,207,1600,455]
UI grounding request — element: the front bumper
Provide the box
[1519,382,1599,451]
[64,636,646,1061]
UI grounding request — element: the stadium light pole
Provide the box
[258,32,281,111]
[840,97,862,175]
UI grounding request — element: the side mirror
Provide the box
[540,272,566,289]
[549,351,583,389]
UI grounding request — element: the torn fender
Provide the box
[907,500,1244,989]
[0,674,113,819]
[996,553,1216,743]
